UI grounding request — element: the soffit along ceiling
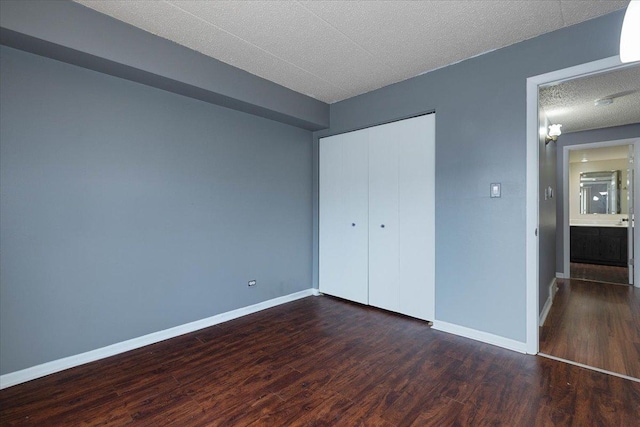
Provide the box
[540,64,640,134]
[73,0,629,104]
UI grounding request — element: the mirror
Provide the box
[579,170,621,214]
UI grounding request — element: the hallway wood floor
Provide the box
[540,278,640,379]
[2,295,639,426]
[570,262,629,285]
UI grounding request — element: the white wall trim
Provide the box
[311,289,322,296]
[555,272,565,279]
[0,289,314,390]
[563,145,571,278]
[526,72,541,354]
[526,55,627,355]
[432,321,527,354]
[539,278,558,327]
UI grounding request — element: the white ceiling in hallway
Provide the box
[73,0,629,103]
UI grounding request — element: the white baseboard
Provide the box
[432,320,527,354]
[0,289,314,390]
[311,288,322,296]
[555,272,565,279]
[539,278,558,327]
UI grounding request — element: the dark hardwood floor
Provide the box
[540,278,640,380]
[570,262,629,285]
[2,296,639,426]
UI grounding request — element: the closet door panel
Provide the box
[342,133,369,304]
[398,114,436,321]
[368,123,400,313]
[319,131,369,304]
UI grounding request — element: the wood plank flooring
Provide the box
[2,295,639,426]
[540,278,640,379]
[570,262,629,285]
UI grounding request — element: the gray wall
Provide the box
[0,46,313,374]
[314,10,627,343]
[555,123,640,275]
[0,0,329,131]
[539,113,557,313]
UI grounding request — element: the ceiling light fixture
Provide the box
[545,124,562,145]
[620,0,640,63]
[594,97,614,107]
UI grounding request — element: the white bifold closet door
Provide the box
[318,130,369,305]
[368,122,400,312]
[368,114,435,321]
[319,113,435,321]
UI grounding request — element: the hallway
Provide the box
[540,278,640,379]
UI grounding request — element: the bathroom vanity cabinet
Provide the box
[570,226,628,267]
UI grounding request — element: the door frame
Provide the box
[562,139,640,284]
[525,55,633,354]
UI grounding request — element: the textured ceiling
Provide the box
[540,64,640,133]
[73,0,629,103]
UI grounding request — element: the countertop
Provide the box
[570,221,629,228]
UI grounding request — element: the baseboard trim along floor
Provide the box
[0,288,316,389]
[539,278,558,327]
[432,320,527,354]
[2,288,533,389]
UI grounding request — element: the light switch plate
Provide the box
[490,183,501,198]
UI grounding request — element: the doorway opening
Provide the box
[526,57,640,380]
[565,142,637,286]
